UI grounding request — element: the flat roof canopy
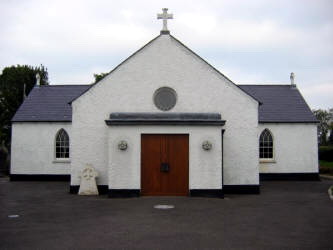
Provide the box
[105,112,226,126]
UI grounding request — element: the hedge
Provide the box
[319,146,333,162]
[319,166,333,175]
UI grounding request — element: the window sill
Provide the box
[53,159,71,164]
[259,159,276,163]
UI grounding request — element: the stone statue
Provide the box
[78,164,99,195]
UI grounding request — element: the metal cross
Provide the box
[157,8,173,32]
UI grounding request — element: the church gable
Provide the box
[72,34,259,106]
[69,29,261,190]
[71,33,258,117]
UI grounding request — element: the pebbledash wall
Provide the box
[108,126,222,190]
[70,34,259,189]
[11,122,71,176]
[258,123,318,174]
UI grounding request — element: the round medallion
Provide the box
[118,140,128,150]
[202,141,213,151]
[153,87,177,111]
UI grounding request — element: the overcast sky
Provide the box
[1,0,332,109]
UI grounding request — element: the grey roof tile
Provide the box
[239,85,317,123]
[12,85,90,122]
[12,84,317,123]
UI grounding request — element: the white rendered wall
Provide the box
[71,35,259,186]
[258,123,318,173]
[11,122,71,175]
[108,126,222,189]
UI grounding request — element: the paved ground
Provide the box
[0,178,332,249]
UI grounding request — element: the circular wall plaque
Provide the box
[153,87,177,111]
[202,141,213,151]
[118,140,128,150]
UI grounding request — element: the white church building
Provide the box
[10,9,319,197]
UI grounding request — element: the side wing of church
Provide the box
[10,13,319,197]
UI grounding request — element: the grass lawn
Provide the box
[319,160,333,175]
[319,145,333,150]
[320,160,333,168]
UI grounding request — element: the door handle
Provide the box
[160,163,170,172]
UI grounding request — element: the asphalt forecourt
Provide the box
[1,179,332,249]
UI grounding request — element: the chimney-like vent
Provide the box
[36,73,41,87]
[290,72,296,88]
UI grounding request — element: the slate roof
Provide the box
[12,85,90,122]
[239,85,317,123]
[12,84,317,123]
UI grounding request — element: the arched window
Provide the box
[259,129,273,159]
[55,129,69,159]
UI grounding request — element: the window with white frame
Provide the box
[55,129,69,159]
[259,129,273,159]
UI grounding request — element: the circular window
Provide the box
[153,87,177,111]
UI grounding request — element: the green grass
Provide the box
[319,145,333,150]
[320,160,333,168]
[319,160,333,175]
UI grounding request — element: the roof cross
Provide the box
[157,8,173,34]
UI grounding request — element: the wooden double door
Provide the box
[141,134,189,196]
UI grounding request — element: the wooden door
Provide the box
[141,134,189,196]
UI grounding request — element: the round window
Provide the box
[153,87,177,111]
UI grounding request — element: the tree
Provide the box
[93,72,108,83]
[0,64,48,148]
[313,109,332,145]
[329,108,333,145]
